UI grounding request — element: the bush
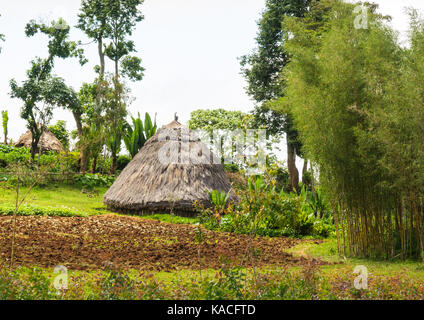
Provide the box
[0,145,30,166]
[116,155,131,171]
[199,175,334,239]
[75,174,115,190]
[93,156,112,174]
[0,267,60,300]
[312,219,334,238]
[0,204,89,217]
[0,145,80,174]
[57,152,80,172]
[223,163,240,173]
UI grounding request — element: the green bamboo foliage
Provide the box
[123,112,157,158]
[282,1,424,260]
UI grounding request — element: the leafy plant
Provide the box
[75,173,115,190]
[207,189,230,215]
[48,120,70,151]
[1,110,8,145]
[123,112,157,158]
[116,155,131,171]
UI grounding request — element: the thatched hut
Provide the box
[15,128,64,153]
[103,119,236,216]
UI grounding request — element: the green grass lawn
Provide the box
[0,183,110,215]
[0,183,198,224]
[287,238,424,280]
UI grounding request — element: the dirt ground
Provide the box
[0,215,325,271]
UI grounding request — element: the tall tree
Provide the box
[10,19,85,161]
[1,111,8,145]
[76,0,109,171]
[77,0,108,77]
[77,0,145,173]
[76,82,108,173]
[103,0,145,173]
[102,76,129,173]
[103,0,145,81]
[77,0,145,81]
[240,0,312,192]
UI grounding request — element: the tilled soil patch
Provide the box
[0,215,325,271]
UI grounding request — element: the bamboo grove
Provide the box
[277,0,424,260]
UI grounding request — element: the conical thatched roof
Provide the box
[15,128,64,153]
[103,119,236,216]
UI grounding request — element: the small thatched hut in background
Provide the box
[15,129,64,153]
[103,119,236,216]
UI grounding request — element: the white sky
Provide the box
[0,0,423,166]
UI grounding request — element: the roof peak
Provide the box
[164,119,182,129]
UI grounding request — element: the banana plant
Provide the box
[207,189,230,215]
[124,112,157,158]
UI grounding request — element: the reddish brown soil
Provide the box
[0,215,324,271]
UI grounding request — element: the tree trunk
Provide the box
[30,126,41,162]
[115,59,119,80]
[111,153,117,175]
[302,159,308,178]
[30,141,37,162]
[98,36,105,78]
[72,111,89,173]
[91,155,98,174]
[287,136,299,193]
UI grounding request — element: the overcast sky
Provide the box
[0,0,423,164]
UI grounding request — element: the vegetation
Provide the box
[48,121,70,151]
[1,241,424,300]
[1,0,424,302]
[1,111,8,145]
[188,109,252,134]
[198,175,334,238]
[123,112,157,158]
[276,0,424,260]
[240,0,313,192]
[9,19,85,161]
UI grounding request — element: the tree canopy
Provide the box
[240,0,313,192]
[9,19,85,160]
[188,109,252,134]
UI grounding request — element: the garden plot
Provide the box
[0,215,325,271]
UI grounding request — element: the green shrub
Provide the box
[312,219,335,238]
[75,174,115,190]
[223,163,240,173]
[0,267,59,300]
[0,145,30,165]
[199,175,334,238]
[57,152,80,172]
[0,204,89,217]
[116,155,131,171]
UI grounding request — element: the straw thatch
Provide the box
[15,128,64,153]
[103,119,237,216]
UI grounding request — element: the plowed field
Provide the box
[0,215,325,271]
